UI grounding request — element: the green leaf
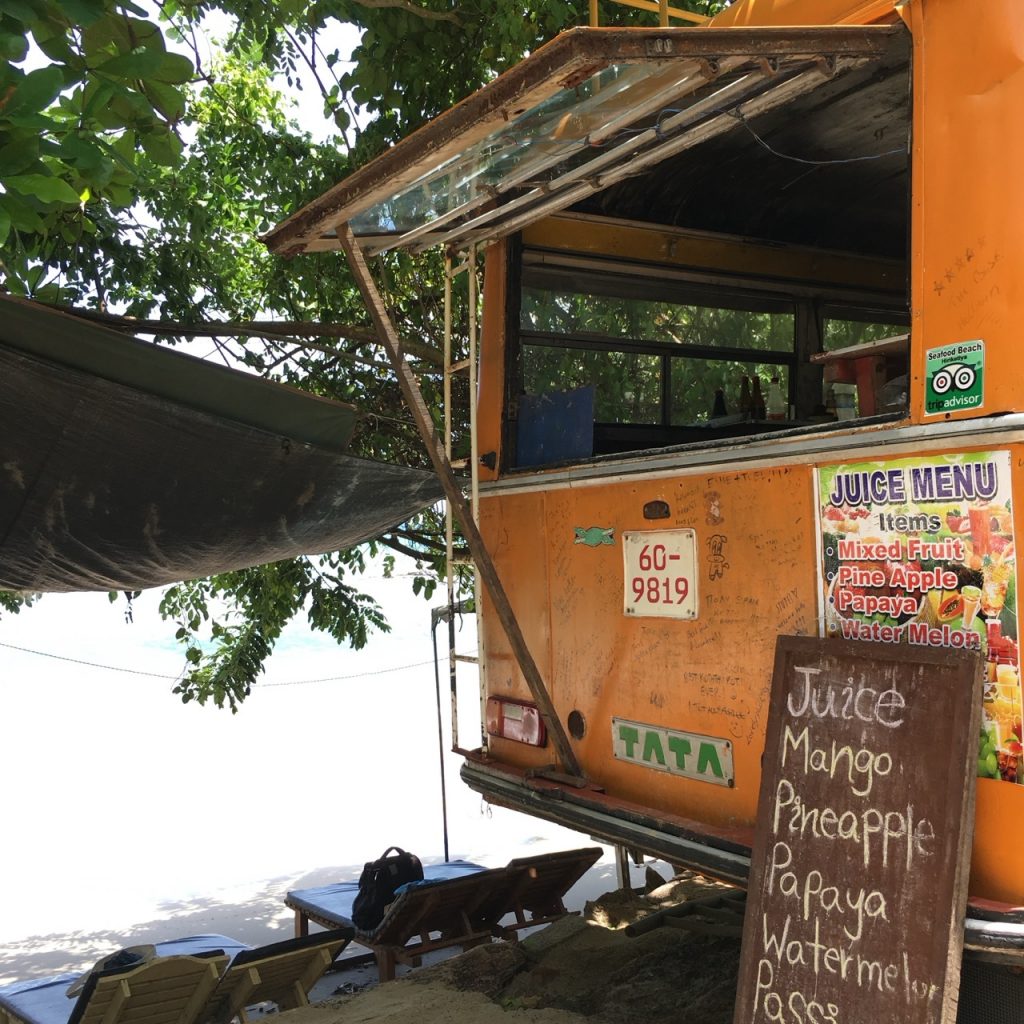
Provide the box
[56,0,106,25]
[4,172,80,204]
[0,0,42,24]
[140,126,182,166]
[2,109,54,130]
[7,65,63,114]
[100,90,157,131]
[152,51,192,85]
[144,79,185,121]
[0,135,39,174]
[81,79,116,119]
[0,190,43,231]
[95,48,164,79]
[81,13,121,51]
[121,16,165,51]
[0,202,10,244]
[0,29,27,61]
[33,29,74,64]
[94,133,137,173]
[58,134,105,173]
[104,182,134,207]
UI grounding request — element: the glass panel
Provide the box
[350,60,710,236]
[521,287,794,352]
[670,360,790,425]
[522,345,661,424]
[823,317,905,352]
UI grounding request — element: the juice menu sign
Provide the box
[816,452,1021,785]
[733,637,980,1024]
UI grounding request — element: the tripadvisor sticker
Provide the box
[925,340,984,415]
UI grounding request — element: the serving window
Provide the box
[505,247,909,469]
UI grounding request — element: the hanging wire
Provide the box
[722,108,906,166]
[0,640,472,688]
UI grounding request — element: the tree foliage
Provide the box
[1,0,725,707]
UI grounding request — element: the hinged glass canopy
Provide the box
[266,24,909,257]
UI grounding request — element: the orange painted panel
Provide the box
[479,491,555,770]
[971,779,1024,905]
[709,0,896,27]
[478,442,1024,903]
[909,0,1024,423]
[480,464,819,830]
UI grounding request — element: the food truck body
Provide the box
[269,0,1024,967]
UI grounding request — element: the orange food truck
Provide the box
[267,0,1024,994]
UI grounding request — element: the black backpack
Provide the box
[351,846,424,931]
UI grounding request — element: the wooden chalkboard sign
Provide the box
[734,636,982,1024]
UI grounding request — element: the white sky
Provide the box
[0,557,607,955]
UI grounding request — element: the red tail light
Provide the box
[486,697,547,747]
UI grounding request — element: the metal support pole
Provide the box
[340,225,583,778]
[443,253,460,752]
[430,607,452,862]
[466,247,486,749]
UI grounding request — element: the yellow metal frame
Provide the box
[444,248,484,753]
[589,0,709,27]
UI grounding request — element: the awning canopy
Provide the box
[265,24,909,258]
[0,298,443,593]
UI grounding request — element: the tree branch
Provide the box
[378,534,441,561]
[40,301,445,366]
[350,0,463,26]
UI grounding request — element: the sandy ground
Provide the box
[290,871,744,1024]
[0,830,743,1024]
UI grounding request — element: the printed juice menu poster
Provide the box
[817,451,1021,784]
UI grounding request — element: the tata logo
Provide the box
[612,717,734,787]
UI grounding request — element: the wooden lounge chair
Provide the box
[362,866,522,981]
[199,929,353,1024]
[285,860,494,982]
[0,949,232,1024]
[0,930,353,1024]
[284,847,603,981]
[484,847,603,939]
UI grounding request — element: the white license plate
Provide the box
[622,529,698,620]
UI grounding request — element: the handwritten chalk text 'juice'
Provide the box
[787,666,905,729]
[827,461,997,507]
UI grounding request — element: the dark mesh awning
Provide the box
[0,298,443,593]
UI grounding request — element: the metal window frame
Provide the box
[505,245,912,465]
[264,25,908,258]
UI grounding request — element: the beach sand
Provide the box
[0,857,743,1024]
[283,873,742,1024]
